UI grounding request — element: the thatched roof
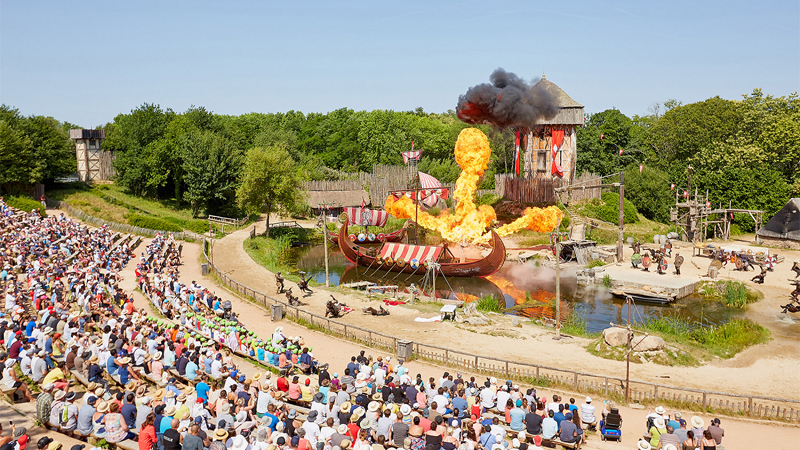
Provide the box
[757,198,800,241]
[306,189,370,208]
[530,75,585,125]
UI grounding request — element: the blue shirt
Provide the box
[186,361,198,380]
[451,397,468,418]
[196,382,210,401]
[554,412,566,427]
[159,415,173,434]
[479,432,496,450]
[118,365,130,385]
[509,407,526,431]
[204,358,213,373]
[44,338,53,354]
[107,357,119,374]
[25,321,35,337]
[263,412,279,431]
[257,348,265,361]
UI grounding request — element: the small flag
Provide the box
[361,198,366,208]
[706,202,711,208]
[683,191,688,198]
[600,133,604,140]
[411,142,414,151]
[514,131,521,176]
[639,164,643,173]
[618,148,623,156]
[670,183,675,191]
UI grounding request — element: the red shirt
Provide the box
[298,438,310,450]
[277,377,289,392]
[346,423,360,441]
[139,424,157,450]
[418,417,432,432]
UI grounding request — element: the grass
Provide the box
[697,280,762,308]
[4,195,47,216]
[601,274,612,288]
[586,259,605,268]
[639,316,771,359]
[243,227,317,282]
[475,294,503,312]
[561,313,599,338]
[48,182,253,233]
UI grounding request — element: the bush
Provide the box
[4,195,46,216]
[426,207,441,217]
[586,191,639,224]
[127,214,182,232]
[163,217,210,234]
[475,295,503,312]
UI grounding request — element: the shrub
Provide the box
[163,217,209,234]
[475,295,503,312]
[426,207,441,217]
[586,259,605,268]
[127,214,182,232]
[586,192,639,224]
[4,195,47,216]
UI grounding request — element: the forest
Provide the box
[0,89,797,230]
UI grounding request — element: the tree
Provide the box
[622,164,674,223]
[577,109,646,176]
[20,115,76,181]
[236,146,304,236]
[182,130,243,217]
[0,121,40,193]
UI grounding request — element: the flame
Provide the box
[385,127,562,244]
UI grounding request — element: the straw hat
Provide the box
[231,435,249,450]
[371,393,382,401]
[337,425,348,435]
[179,410,190,420]
[94,387,105,398]
[86,382,99,391]
[691,416,704,429]
[637,440,652,450]
[655,406,665,415]
[166,390,176,399]
[341,439,351,450]
[253,372,262,381]
[663,445,677,450]
[368,402,380,412]
[177,393,187,402]
[212,429,229,441]
[88,356,99,364]
[359,418,370,429]
[144,354,153,362]
[54,390,66,401]
[339,401,351,413]
[154,351,163,360]
[153,388,166,401]
[164,405,177,416]
[47,440,62,450]
[96,401,110,413]
[119,357,131,365]
[654,417,665,429]
[125,381,137,391]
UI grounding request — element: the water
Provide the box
[283,244,743,333]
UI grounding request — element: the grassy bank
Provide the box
[4,195,47,216]
[243,227,315,283]
[48,182,252,233]
[698,280,762,308]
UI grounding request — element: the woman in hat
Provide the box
[92,401,110,439]
[0,359,33,402]
[648,417,668,447]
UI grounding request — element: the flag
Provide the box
[514,131,521,176]
[411,142,414,151]
[639,164,643,173]
[600,133,604,139]
[361,198,366,208]
[618,148,623,156]
[683,191,688,198]
[670,183,675,191]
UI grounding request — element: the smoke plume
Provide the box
[456,68,559,128]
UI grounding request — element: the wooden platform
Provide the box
[611,288,676,305]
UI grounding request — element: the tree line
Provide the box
[1,89,796,229]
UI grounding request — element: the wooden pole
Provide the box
[625,295,632,403]
[618,171,625,262]
[554,231,561,340]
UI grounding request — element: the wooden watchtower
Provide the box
[69,129,113,182]
[521,75,585,181]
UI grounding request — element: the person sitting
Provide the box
[579,397,596,431]
[558,413,580,449]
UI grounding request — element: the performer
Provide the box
[673,253,684,275]
[276,271,285,294]
[751,266,767,284]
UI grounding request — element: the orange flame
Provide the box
[385,127,562,244]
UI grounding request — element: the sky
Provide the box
[1,0,798,127]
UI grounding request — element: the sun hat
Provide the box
[96,401,110,413]
[637,440,652,450]
[585,397,592,403]
[368,402,380,412]
[94,387,105,398]
[164,405,177,416]
[341,440,351,450]
[674,411,682,419]
[177,393,187,402]
[691,416,704,428]
[655,406,665,415]
[337,424,348,434]
[339,401,351,413]
[54,390,66,401]
[663,445,677,450]
[125,381,137,391]
[212,428,229,441]
[400,404,411,416]
[153,388,166,400]
[654,417,665,429]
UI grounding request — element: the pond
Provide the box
[283,244,743,333]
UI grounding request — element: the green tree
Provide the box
[0,121,40,193]
[20,115,76,181]
[236,146,304,236]
[577,109,646,176]
[181,130,243,217]
[622,164,674,222]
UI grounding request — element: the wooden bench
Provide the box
[544,438,578,449]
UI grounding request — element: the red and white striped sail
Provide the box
[379,242,442,263]
[344,207,389,227]
[402,151,422,164]
[418,171,447,207]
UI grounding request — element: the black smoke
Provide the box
[456,68,559,128]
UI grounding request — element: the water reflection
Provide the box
[284,244,743,332]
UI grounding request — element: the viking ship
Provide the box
[324,206,408,244]
[337,220,505,277]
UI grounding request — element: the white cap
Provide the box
[585,397,592,403]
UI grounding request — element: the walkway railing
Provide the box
[201,238,800,422]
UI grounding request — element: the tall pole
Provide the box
[415,175,420,245]
[554,231,561,340]
[625,295,632,403]
[323,216,330,287]
[617,171,625,262]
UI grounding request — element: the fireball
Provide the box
[385,127,562,244]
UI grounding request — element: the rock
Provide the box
[511,317,521,327]
[465,317,488,326]
[602,327,628,347]
[667,232,679,240]
[632,335,665,352]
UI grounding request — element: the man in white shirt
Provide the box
[580,397,596,428]
[301,411,321,445]
[256,386,274,417]
[480,385,496,410]
[495,385,511,411]
[432,388,449,415]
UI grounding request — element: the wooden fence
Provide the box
[495,173,602,205]
[201,238,800,422]
[48,199,206,242]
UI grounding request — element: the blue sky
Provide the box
[1,0,797,127]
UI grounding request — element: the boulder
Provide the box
[602,327,629,347]
[632,334,665,352]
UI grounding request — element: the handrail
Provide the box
[199,237,800,420]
